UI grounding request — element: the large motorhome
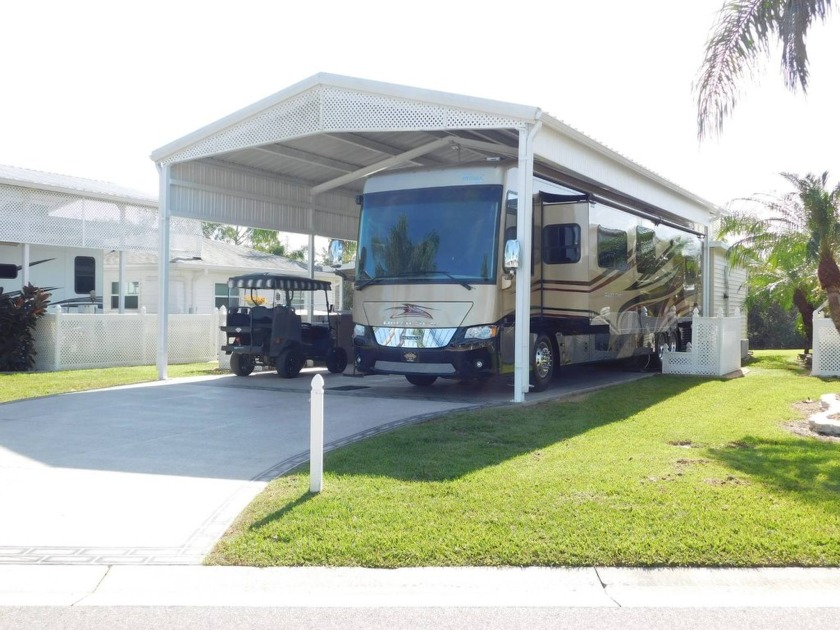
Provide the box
[349,162,705,390]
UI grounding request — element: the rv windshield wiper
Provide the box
[357,271,473,290]
[355,275,385,290]
[408,270,473,290]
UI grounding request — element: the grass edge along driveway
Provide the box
[0,363,222,404]
[209,350,840,568]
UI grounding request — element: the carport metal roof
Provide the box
[150,73,717,241]
[150,72,720,401]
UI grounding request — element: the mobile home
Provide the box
[0,243,103,309]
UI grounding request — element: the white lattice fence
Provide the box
[662,310,742,376]
[812,306,840,376]
[32,310,226,371]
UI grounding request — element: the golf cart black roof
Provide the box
[227,273,332,292]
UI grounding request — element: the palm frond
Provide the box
[696,0,833,137]
[695,0,777,137]
[779,0,832,89]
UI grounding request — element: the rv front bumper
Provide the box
[353,339,499,379]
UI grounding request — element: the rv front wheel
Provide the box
[530,333,555,392]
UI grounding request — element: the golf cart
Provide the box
[220,273,348,378]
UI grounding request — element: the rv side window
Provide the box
[74,256,96,294]
[597,226,628,270]
[543,224,581,264]
[636,226,656,275]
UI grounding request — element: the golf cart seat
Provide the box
[270,305,302,353]
[250,305,272,325]
[249,305,274,347]
[226,307,251,328]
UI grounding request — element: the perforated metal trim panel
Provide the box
[159,86,523,166]
[0,184,201,253]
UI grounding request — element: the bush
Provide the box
[0,285,51,371]
[748,299,806,350]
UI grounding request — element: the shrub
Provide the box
[0,285,51,371]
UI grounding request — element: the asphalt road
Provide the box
[2,606,839,630]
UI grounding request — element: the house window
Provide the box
[543,223,581,264]
[110,281,140,309]
[215,283,239,309]
[597,226,628,270]
[74,256,96,294]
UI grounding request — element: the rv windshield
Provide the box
[356,185,502,286]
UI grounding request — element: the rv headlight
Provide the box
[353,324,366,338]
[464,325,498,340]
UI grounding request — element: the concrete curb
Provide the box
[1,566,840,608]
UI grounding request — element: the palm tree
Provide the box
[799,172,840,332]
[695,0,833,137]
[720,218,820,350]
[718,171,840,340]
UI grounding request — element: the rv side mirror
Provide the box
[503,239,521,272]
[0,264,18,279]
[328,240,345,268]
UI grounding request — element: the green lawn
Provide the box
[208,350,840,568]
[0,363,223,403]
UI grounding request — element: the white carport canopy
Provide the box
[150,73,719,401]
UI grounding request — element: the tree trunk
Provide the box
[817,253,840,335]
[792,287,815,353]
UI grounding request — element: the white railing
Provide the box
[811,303,840,376]
[662,309,743,377]
[32,308,226,371]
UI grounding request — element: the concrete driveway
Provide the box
[0,365,649,565]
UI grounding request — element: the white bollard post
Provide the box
[310,373,325,493]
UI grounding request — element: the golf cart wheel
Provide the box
[230,353,254,377]
[405,374,437,387]
[530,333,555,392]
[276,348,304,379]
[326,347,348,374]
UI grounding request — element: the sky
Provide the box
[2,0,838,219]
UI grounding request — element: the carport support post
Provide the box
[513,123,538,403]
[155,164,172,380]
[310,374,325,493]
